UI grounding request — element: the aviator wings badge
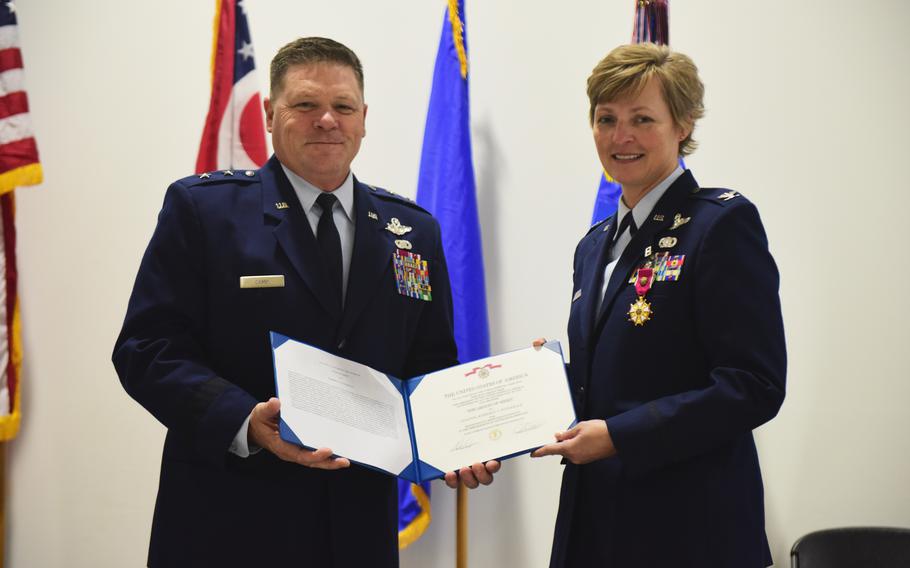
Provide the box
[385,217,412,236]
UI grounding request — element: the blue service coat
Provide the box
[550,171,786,567]
[113,156,457,567]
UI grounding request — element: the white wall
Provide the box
[7,0,910,566]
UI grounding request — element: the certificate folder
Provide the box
[271,331,576,483]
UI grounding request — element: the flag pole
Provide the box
[456,483,467,568]
[415,1,485,564]
[1,442,6,568]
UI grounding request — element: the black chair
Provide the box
[791,527,910,568]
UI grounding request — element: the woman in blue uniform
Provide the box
[532,43,786,568]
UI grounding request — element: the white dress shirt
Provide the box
[596,167,684,314]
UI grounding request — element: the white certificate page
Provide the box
[409,344,574,475]
[273,338,412,476]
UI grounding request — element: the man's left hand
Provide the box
[444,461,501,489]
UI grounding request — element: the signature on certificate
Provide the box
[451,438,479,452]
[513,420,545,434]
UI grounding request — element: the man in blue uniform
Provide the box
[113,37,458,567]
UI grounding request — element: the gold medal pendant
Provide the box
[628,295,652,326]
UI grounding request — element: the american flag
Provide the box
[196,0,267,173]
[0,0,41,440]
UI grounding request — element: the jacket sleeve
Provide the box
[606,201,787,475]
[112,182,258,467]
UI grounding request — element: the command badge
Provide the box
[393,249,432,301]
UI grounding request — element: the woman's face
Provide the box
[592,77,689,205]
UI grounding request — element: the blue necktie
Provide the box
[316,192,342,308]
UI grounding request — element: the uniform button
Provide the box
[578,386,585,394]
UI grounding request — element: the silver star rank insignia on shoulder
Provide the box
[386,217,412,236]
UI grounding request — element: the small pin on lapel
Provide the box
[386,218,413,236]
[275,202,289,210]
[653,214,665,222]
[670,213,691,230]
[368,211,379,220]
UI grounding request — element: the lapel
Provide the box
[594,170,698,331]
[261,157,342,320]
[335,178,398,342]
[577,214,617,348]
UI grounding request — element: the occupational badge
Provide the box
[669,213,691,230]
[658,236,677,248]
[393,249,432,301]
[385,217,412,236]
[628,266,654,326]
[394,239,412,250]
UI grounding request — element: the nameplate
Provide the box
[240,275,285,289]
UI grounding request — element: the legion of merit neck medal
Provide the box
[628,266,654,326]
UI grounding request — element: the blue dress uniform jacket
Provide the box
[550,171,786,568]
[113,156,457,568]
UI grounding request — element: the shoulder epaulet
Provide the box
[585,217,610,236]
[364,183,431,215]
[179,169,259,187]
[688,186,746,206]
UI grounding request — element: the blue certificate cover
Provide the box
[271,331,575,483]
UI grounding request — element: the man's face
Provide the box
[265,62,367,190]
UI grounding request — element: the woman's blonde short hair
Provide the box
[587,43,705,156]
